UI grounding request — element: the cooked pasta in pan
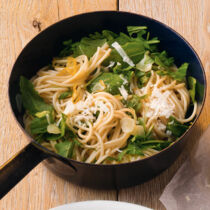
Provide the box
[20,26,202,164]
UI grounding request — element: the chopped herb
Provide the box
[166,116,188,137]
[127,26,147,36]
[122,95,142,113]
[188,76,196,103]
[171,63,188,82]
[87,72,126,95]
[55,140,75,158]
[20,76,53,116]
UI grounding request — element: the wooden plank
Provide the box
[118,0,210,209]
[57,0,117,19]
[0,0,117,209]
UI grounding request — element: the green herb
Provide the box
[117,139,171,161]
[59,40,73,57]
[60,37,106,58]
[20,76,53,116]
[152,51,174,67]
[135,70,151,88]
[171,63,188,82]
[59,89,73,100]
[55,140,75,158]
[59,27,160,67]
[166,116,188,137]
[30,116,49,134]
[87,72,125,95]
[118,143,144,161]
[188,76,196,103]
[127,26,147,36]
[122,95,142,113]
[187,76,204,103]
[113,64,134,82]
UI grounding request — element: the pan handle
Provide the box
[0,143,47,199]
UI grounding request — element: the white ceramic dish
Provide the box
[50,200,152,210]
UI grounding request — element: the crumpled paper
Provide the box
[160,126,210,210]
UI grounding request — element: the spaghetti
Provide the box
[22,26,198,164]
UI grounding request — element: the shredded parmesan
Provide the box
[64,93,110,127]
[111,42,135,67]
[118,85,128,100]
[119,75,128,85]
[144,86,175,119]
[106,61,115,68]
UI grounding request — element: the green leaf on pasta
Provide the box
[166,116,188,137]
[20,76,53,116]
[171,63,189,81]
[30,116,49,134]
[188,76,197,103]
[87,72,125,95]
[55,140,75,158]
[127,26,147,36]
[152,51,174,67]
[122,95,142,113]
[59,89,73,100]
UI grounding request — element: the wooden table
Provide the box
[0,1,209,209]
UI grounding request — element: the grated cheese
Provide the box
[156,120,166,132]
[111,42,135,67]
[144,86,175,119]
[64,93,110,127]
[118,85,128,100]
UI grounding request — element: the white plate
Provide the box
[50,200,152,210]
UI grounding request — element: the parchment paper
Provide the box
[160,126,210,210]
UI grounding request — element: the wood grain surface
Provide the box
[0,0,209,209]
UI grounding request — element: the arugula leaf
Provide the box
[113,64,134,82]
[117,138,171,161]
[65,128,82,146]
[74,37,106,58]
[60,37,106,58]
[30,116,48,134]
[166,116,188,137]
[113,32,131,45]
[55,140,75,158]
[59,26,160,67]
[118,143,144,161]
[135,70,151,88]
[54,124,80,158]
[171,63,188,81]
[87,72,125,95]
[102,30,118,41]
[59,40,73,57]
[188,76,196,103]
[20,76,53,116]
[122,95,141,113]
[152,51,174,67]
[127,26,147,36]
[59,89,72,100]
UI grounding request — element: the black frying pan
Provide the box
[0,11,206,199]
